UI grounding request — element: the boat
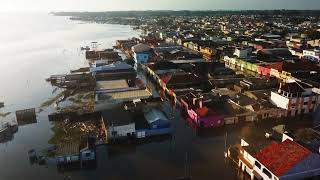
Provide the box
[80,46,90,51]
[0,102,4,108]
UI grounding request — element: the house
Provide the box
[95,81,152,111]
[243,90,287,120]
[161,72,206,91]
[238,77,279,91]
[180,92,224,128]
[135,109,172,138]
[132,43,152,64]
[101,106,136,141]
[270,80,320,117]
[90,61,137,81]
[257,48,294,62]
[303,49,320,62]
[86,49,121,61]
[234,47,250,59]
[56,138,96,169]
[238,133,320,180]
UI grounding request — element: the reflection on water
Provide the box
[0,12,140,180]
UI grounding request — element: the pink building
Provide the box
[180,93,224,128]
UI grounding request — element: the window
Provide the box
[263,168,272,178]
[112,131,117,136]
[255,161,261,169]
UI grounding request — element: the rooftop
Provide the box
[101,106,134,126]
[96,80,129,91]
[255,139,312,177]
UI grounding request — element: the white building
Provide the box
[303,49,320,62]
[234,48,249,59]
[101,106,135,141]
[238,134,320,180]
[270,81,320,117]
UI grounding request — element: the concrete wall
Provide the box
[271,92,290,109]
[108,123,135,139]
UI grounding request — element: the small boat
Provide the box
[0,102,4,108]
[80,46,90,51]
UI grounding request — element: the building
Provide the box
[56,138,96,169]
[132,43,152,64]
[238,134,320,180]
[180,92,224,128]
[234,47,250,59]
[135,109,172,138]
[90,61,137,81]
[303,49,320,62]
[101,106,136,141]
[257,48,293,62]
[95,80,152,111]
[270,81,320,117]
[86,49,121,60]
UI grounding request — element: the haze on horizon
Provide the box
[1,0,320,12]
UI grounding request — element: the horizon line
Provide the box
[2,8,320,14]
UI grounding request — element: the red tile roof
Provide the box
[255,140,311,177]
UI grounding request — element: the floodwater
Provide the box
[0,13,314,180]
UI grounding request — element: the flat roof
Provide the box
[108,89,152,100]
[101,106,134,126]
[96,80,129,90]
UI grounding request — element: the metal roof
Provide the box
[144,109,168,124]
[255,140,312,177]
[96,80,129,90]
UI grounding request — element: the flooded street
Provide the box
[0,13,315,180]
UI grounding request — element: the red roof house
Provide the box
[255,139,312,177]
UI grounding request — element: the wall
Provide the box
[134,52,150,64]
[271,92,290,110]
[253,159,278,180]
[223,56,293,82]
[108,123,135,139]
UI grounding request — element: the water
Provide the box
[0,13,140,180]
[0,13,311,180]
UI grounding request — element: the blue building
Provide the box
[135,109,172,138]
[132,43,152,64]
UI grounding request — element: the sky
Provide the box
[1,0,320,12]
